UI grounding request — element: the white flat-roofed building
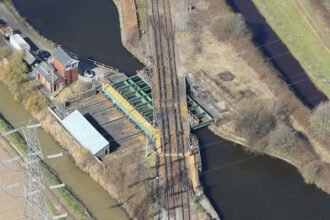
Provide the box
[61,110,110,157]
[9,34,30,51]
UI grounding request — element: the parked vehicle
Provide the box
[36,50,51,61]
[84,70,95,78]
[0,19,7,29]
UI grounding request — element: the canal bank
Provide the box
[12,0,144,74]
[226,0,328,108]
[0,82,129,219]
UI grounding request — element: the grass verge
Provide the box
[253,0,330,97]
[136,0,147,34]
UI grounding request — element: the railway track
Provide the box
[148,0,193,219]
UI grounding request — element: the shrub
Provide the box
[0,47,11,60]
[0,52,47,112]
[211,13,250,41]
[310,101,330,141]
[232,98,276,140]
[268,124,297,151]
[302,163,320,184]
[24,92,47,112]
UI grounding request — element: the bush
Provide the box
[24,92,47,112]
[310,101,330,140]
[211,13,250,41]
[0,52,47,113]
[0,47,11,60]
[268,124,297,151]
[302,163,320,184]
[232,98,276,140]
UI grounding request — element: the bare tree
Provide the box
[268,123,297,151]
[232,98,276,140]
[302,163,320,184]
[310,101,330,141]
[211,13,250,41]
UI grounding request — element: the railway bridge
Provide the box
[101,0,213,218]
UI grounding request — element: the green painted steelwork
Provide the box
[106,75,213,130]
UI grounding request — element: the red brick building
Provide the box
[35,61,65,94]
[53,47,79,85]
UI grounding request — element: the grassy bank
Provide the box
[0,108,91,219]
[252,0,330,97]
[175,0,330,195]
[136,0,147,34]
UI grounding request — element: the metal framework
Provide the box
[0,123,67,220]
[22,124,48,220]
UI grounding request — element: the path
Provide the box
[0,2,54,52]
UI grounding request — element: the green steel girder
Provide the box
[128,96,142,102]
[136,101,148,108]
[116,83,130,90]
[188,105,199,111]
[109,75,213,131]
[142,109,153,116]
[131,98,143,105]
[122,89,136,96]
[196,112,206,119]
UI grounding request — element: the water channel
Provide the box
[13,0,143,74]
[227,0,328,108]
[4,0,330,219]
[0,83,128,219]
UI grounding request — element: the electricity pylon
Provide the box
[22,124,48,220]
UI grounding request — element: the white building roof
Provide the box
[61,110,109,155]
[9,34,30,51]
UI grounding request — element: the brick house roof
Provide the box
[53,47,78,68]
[35,62,63,83]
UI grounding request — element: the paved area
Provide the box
[0,2,54,52]
[66,94,145,152]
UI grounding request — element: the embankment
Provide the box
[112,0,147,65]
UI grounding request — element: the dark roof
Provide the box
[53,47,78,67]
[35,62,63,83]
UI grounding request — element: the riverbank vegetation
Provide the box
[136,0,147,34]
[175,0,330,194]
[252,0,330,97]
[0,52,47,112]
[0,47,158,218]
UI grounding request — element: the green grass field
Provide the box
[253,0,330,98]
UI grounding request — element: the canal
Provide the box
[0,83,128,219]
[5,0,330,219]
[13,0,143,74]
[226,0,328,108]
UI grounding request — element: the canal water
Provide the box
[13,0,143,74]
[226,0,328,108]
[0,83,128,219]
[6,0,330,220]
[196,128,330,220]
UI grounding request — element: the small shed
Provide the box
[61,110,110,157]
[9,34,30,51]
